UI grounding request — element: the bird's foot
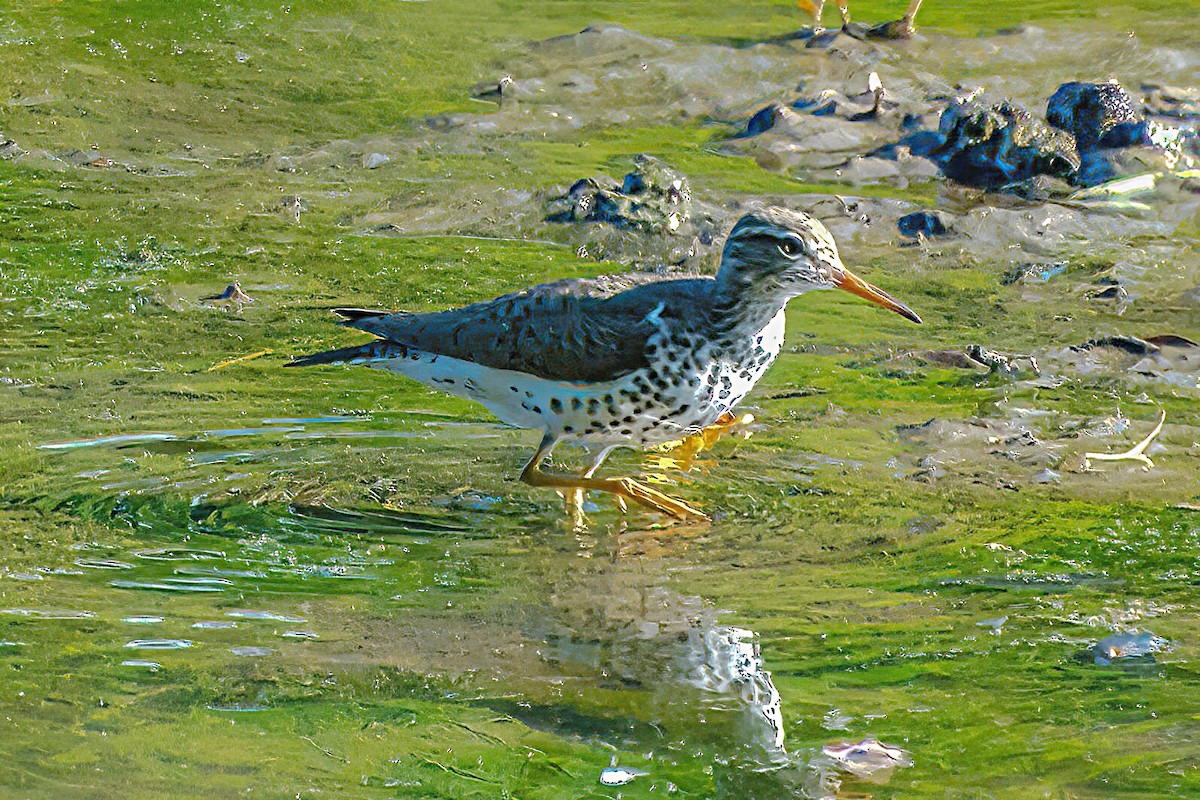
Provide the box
[650,412,754,472]
[525,462,708,522]
[608,476,710,521]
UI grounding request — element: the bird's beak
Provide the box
[832,265,923,324]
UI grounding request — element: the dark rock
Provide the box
[744,105,783,137]
[897,209,954,238]
[1072,335,1160,356]
[1090,284,1127,301]
[1143,334,1198,348]
[1047,81,1142,151]
[545,155,692,234]
[871,130,945,161]
[1090,631,1167,666]
[931,99,1079,190]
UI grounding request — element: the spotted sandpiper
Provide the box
[288,207,921,519]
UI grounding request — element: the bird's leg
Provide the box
[902,0,923,27]
[649,411,754,473]
[562,444,618,525]
[797,0,825,29]
[836,0,852,27]
[521,434,709,521]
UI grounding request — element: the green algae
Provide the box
[2,1,1200,798]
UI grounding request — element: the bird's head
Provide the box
[717,207,922,323]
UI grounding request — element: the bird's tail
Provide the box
[285,339,410,368]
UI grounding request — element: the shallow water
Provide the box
[2,1,1199,798]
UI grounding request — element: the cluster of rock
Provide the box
[545,155,694,234]
[877,80,1196,191]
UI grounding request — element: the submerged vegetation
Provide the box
[1,1,1198,797]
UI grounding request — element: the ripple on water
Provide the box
[135,548,225,561]
[75,559,135,570]
[205,704,270,712]
[164,577,233,586]
[230,646,275,657]
[175,566,267,579]
[0,609,96,619]
[37,432,178,451]
[124,639,193,650]
[226,610,306,623]
[110,580,226,593]
[192,620,238,629]
[261,415,368,425]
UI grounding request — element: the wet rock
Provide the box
[820,737,913,779]
[1144,334,1198,348]
[898,209,954,238]
[201,283,254,309]
[1046,81,1141,151]
[1090,630,1168,666]
[909,346,1033,377]
[837,155,901,183]
[545,155,692,234]
[1142,83,1200,119]
[930,98,1079,190]
[913,349,991,371]
[1072,335,1160,356]
[1046,80,1196,185]
[362,152,390,169]
[871,129,946,160]
[744,104,789,137]
[55,149,118,168]
[1034,468,1061,483]
[1089,276,1127,301]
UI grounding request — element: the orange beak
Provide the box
[833,266,922,324]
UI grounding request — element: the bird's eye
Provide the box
[777,239,801,258]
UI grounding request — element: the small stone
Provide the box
[1034,468,1061,484]
[898,209,954,238]
[1091,631,1167,665]
[363,152,390,169]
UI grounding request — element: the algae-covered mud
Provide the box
[2,2,1199,798]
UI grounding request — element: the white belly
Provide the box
[364,309,786,445]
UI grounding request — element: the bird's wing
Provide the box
[335,274,712,383]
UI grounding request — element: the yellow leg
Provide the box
[521,436,709,521]
[797,0,823,25]
[869,0,922,38]
[648,411,754,472]
[837,0,851,27]
[561,444,617,527]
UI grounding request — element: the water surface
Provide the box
[1,1,1198,797]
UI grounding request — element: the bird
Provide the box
[799,0,925,40]
[287,207,921,520]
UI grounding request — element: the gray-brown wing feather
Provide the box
[329,274,712,383]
